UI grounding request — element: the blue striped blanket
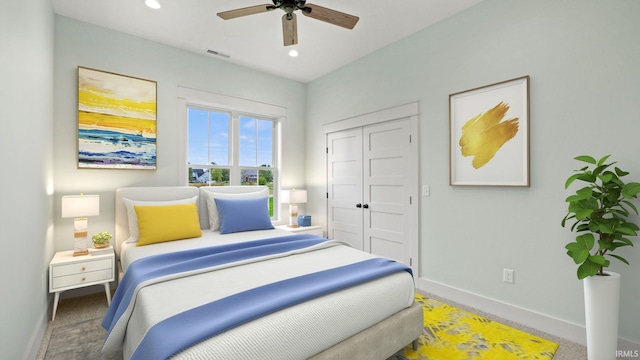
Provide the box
[101,234,412,359]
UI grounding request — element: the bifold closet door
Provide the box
[325,102,419,272]
[327,118,413,266]
[327,128,364,250]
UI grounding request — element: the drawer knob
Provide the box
[82,277,86,281]
[82,266,86,271]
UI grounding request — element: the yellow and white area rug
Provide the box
[392,294,559,360]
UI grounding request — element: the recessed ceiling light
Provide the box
[288,49,299,57]
[145,0,161,10]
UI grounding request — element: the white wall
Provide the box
[0,0,55,359]
[306,0,640,345]
[53,16,308,253]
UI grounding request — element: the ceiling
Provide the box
[52,0,483,83]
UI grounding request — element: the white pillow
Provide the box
[203,189,269,231]
[123,196,198,243]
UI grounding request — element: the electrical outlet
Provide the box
[503,268,514,284]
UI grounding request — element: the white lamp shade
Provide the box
[281,189,307,204]
[62,195,100,218]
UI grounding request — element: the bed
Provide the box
[103,186,423,360]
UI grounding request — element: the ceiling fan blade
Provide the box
[302,4,359,29]
[217,4,273,20]
[282,13,298,46]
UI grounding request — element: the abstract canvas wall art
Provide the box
[449,76,530,186]
[77,67,157,169]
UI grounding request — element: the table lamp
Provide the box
[62,194,100,256]
[281,189,307,228]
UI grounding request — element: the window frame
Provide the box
[178,87,285,221]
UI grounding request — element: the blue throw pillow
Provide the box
[214,197,275,234]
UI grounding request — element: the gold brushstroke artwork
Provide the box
[459,101,519,169]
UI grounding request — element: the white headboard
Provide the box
[114,186,269,256]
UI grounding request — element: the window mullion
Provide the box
[230,111,240,185]
[255,118,259,167]
[207,110,211,165]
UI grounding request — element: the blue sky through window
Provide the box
[188,108,273,167]
[240,115,273,167]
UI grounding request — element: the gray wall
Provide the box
[306,0,640,344]
[0,0,55,359]
[53,16,308,253]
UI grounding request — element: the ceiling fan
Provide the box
[217,0,359,46]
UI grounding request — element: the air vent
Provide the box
[206,49,230,58]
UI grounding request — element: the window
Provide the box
[187,107,276,185]
[178,87,285,219]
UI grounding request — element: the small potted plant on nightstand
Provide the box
[561,154,640,360]
[92,231,112,249]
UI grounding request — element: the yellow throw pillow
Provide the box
[135,203,202,246]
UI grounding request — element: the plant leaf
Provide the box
[615,167,630,177]
[599,173,613,183]
[589,255,607,265]
[622,200,639,215]
[565,173,583,189]
[623,182,640,198]
[575,155,597,164]
[577,259,601,279]
[596,155,611,166]
[616,226,637,236]
[607,253,630,265]
[577,233,595,249]
[574,207,593,220]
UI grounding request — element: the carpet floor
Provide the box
[44,317,120,360]
[37,290,591,360]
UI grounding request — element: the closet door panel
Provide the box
[363,119,412,265]
[327,128,364,250]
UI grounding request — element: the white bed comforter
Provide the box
[109,231,415,360]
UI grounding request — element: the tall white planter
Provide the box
[583,271,621,360]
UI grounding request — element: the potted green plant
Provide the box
[562,154,640,360]
[92,231,112,249]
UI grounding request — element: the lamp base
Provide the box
[73,217,89,256]
[287,224,300,228]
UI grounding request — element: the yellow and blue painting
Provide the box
[77,67,157,169]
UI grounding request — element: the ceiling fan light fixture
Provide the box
[145,0,161,10]
[288,49,299,57]
[217,1,359,46]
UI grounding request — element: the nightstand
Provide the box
[276,224,324,236]
[48,249,115,321]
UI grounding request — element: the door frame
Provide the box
[323,102,419,275]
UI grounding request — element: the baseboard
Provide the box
[418,277,640,352]
[24,306,48,360]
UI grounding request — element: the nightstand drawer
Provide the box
[51,258,112,277]
[51,268,113,289]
